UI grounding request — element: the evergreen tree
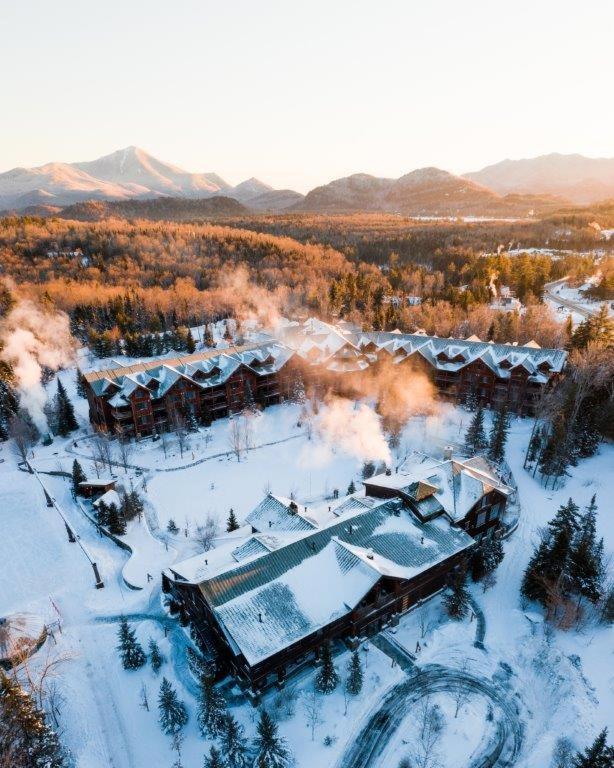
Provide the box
[75,368,87,398]
[55,379,78,436]
[315,641,339,694]
[0,671,68,768]
[464,406,488,455]
[470,536,504,582]
[185,405,199,432]
[347,479,356,495]
[107,502,126,535]
[572,728,614,767]
[243,380,256,412]
[252,710,291,768]
[345,650,363,696]
[72,458,86,495]
[220,713,249,768]
[204,745,226,768]
[521,538,551,604]
[197,673,226,738]
[570,304,614,350]
[487,405,509,464]
[167,518,179,534]
[568,496,604,605]
[117,617,146,670]
[96,499,110,528]
[0,375,19,441]
[158,677,188,736]
[443,567,470,619]
[226,508,239,532]
[148,638,164,674]
[185,329,196,354]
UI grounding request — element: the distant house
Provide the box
[78,477,117,499]
[406,295,422,306]
[163,452,511,693]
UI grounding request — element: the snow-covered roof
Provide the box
[84,342,293,405]
[93,489,121,508]
[171,498,474,666]
[365,455,512,523]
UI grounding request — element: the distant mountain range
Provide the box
[0,146,300,212]
[464,153,614,204]
[1,147,613,217]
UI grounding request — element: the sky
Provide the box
[2,0,614,192]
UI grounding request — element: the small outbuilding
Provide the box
[78,476,117,498]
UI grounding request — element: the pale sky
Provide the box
[2,0,613,192]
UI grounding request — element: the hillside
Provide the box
[59,196,248,221]
[466,153,614,204]
[295,167,564,216]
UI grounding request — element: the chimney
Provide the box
[258,612,263,623]
[205,559,208,565]
[366,549,374,560]
[385,467,392,476]
[268,520,272,528]
[443,445,453,461]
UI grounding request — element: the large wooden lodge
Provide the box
[162,452,512,692]
[81,318,567,437]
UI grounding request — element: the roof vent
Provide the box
[385,468,392,476]
[258,612,263,623]
[366,549,374,560]
[443,445,453,460]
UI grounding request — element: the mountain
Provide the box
[0,147,305,212]
[59,196,248,222]
[74,146,230,197]
[465,153,614,204]
[294,167,561,216]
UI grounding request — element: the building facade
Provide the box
[162,453,511,692]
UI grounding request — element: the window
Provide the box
[488,503,501,521]
[476,511,488,528]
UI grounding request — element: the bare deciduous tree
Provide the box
[228,418,243,462]
[302,689,323,741]
[92,433,114,473]
[170,410,189,458]
[412,695,444,768]
[193,513,218,552]
[9,414,37,464]
[115,425,133,472]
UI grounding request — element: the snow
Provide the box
[1,360,613,768]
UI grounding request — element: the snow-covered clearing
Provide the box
[1,362,612,768]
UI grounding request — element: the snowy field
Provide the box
[1,363,613,768]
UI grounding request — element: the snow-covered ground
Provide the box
[544,275,613,327]
[1,363,613,768]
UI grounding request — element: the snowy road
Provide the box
[337,664,522,768]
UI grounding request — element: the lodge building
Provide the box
[81,319,567,437]
[162,453,512,692]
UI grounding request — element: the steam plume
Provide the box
[0,298,75,432]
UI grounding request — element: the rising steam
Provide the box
[313,396,392,465]
[0,297,75,432]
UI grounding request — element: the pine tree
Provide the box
[345,650,363,696]
[96,499,110,528]
[167,518,179,534]
[525,424,543,466]
[0,375,19,441]
[521,538,551,604]
[197,673,226,738]
[0,670,68,768]
[149,638,164,674]
[443,567,470,619]
[185,329,196,354]
[487,405,509,464]
[568,495,604,606]
[220,713,249,768]
[315,641,339,694]
[117,617,146,670]
[226,508,240,532]
[55,379,78,436]
[470,536,504,582]
[572,728,614,767]
[107,502,126,535]
[347,479,356,495]
[158,677,188,736]
[464,406,488,455]
[253,710,291,768]
[72,458,86,495]
[204,745,226,768]
[75,368,87,398]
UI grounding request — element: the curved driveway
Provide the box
[337,664,522,768]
